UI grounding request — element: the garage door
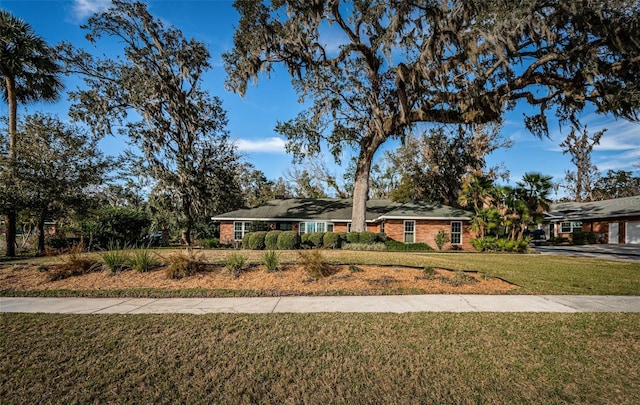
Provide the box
[626,221,640,244]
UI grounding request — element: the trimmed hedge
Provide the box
[346,232,360,244]
[307,232,325,248]
[249,231,268,250]
[323,232,343,249]
[265,230,281,250]
[385,239,433,252]
[471,236,530,253]
[277,231,301,250]
[359,231,376,244]
[241,232,252,250]
[572,231,597,245]
[300,233,312,248]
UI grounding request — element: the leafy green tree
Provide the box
[593,170,640,200]
[0,10,63,256]
[59,0,242,245]
[225,0,640,231]
[387,124,509,206]
[1,113,112,255]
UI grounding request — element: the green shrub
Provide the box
[472,236,530,253]
[548,236,570,245]
[384,239,433,252]
[249,231,268,250]
[241,232,252,250]
[572,231,597,245]
[225,252,248,278]
[265,231,281,250]
[129,247,160,273]
[262,250,280,272]
[203,238,220,249]
[166,250,207,279]
[323,232,341,249]
[46,235,70,251]
[277,231,301,250]
[358,231,376,244]
[298,249,333,279]
[307,232,325,248]
[348,264,364,273]
[342,242,388,251]
[48,246,101,281]
[375,232,387,242]
[300,233,312,248]
[346,232,360,244]
[434,230,450,250]
[100,242,131,274]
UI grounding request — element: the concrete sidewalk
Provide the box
[2,295,639,314]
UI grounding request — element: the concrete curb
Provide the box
[2,295,639,314]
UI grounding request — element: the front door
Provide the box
[608,223,619,244]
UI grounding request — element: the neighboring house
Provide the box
[212,198,475,250]
[545,195,640,244]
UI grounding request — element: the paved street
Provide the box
[534,244,640,261]
[2,295,639,314]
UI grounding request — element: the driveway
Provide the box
[534,244,640,262]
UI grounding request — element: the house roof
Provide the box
[547,195,640,221]
[211,198,473,222]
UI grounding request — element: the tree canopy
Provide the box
[59,0,243,244]
[225,0,640,230]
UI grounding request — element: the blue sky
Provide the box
[3,0,639,199]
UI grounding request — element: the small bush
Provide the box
[129,247,160,273]
[384,239,433,252]
[166,250,206,279]
[277,231,300,250]
[100,242,131,274]
[445,270,478,287]
[300,233,312,249]
[348,264,364,273]
[342,242,387,251]
[323,232,342,249]
[572,231,597,245]
[48,246,101,281]
[548,236,570,245]
[375,232,387,242]
[423,266,437,278]
[434,230,450,250]
[346,232,360,244]
[225,252,248,278]
[46,235,70,251]
[472,237,530,253]
[307,232,325,248]
[359,231,376,244]
[262,250,280,272]
[249,231,268,250]
[241,232,252,250]
[298,249,333,280]
[265,231,281,250]
[203,238,220,249]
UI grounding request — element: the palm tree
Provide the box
[1,10,63,256]
[516,172,553,224]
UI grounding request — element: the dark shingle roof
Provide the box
[547,195,640,220]
[211,199,472,222]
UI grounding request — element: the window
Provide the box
[347,223,351,233]
[233,221,251,240]
[451,221,462,245]
[380,221,385,234]
[300,222,333,234]
[277,223,292,231]
[560,222,582,233]
[404,221,415,243]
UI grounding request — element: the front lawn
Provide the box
[2,312,639,404]
[1,249,639,296]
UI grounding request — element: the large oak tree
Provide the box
[224,0,640,231]
[59,0,242,244]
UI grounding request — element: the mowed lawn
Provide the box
[2,312,639,404]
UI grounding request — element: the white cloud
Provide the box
[235,137,286,153]
[71,0,112,20]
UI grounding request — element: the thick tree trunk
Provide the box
[4,77,17,257]
[351,134,384,232]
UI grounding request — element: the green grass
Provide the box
[2,313,639,404]
[2,249,639,295]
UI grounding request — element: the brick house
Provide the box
[545,195,640,244]
[212,198,475,250]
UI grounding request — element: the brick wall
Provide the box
[384,219,474,250]
[219,222,234,245]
